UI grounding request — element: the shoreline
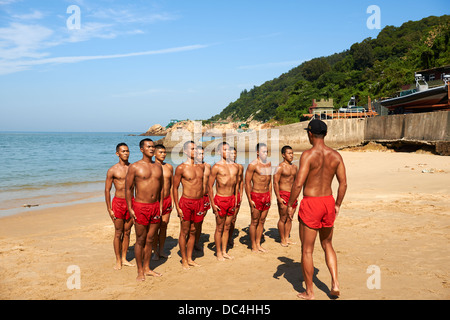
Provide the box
[0,150,449,300]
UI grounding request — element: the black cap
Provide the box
[305,119,327,135]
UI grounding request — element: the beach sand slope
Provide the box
[0,151,449,300]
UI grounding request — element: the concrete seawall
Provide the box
[276,110,449,155]
[159,111,450,156]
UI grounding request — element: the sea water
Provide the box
[0,132,279,217]
[0,132,170,217]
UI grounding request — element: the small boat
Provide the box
[380,73,450,114]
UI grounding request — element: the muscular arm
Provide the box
[173,165,183,219]
[334,154,347,215]
[105,168,115,220]
[287,152,311,207]
[208,165,219,214]
[159,166,165,215]
[244,163,256,208]
[268,165,273,202]
[125,165,136,221]
[273,166,283,204]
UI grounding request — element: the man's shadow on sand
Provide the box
[273,256,337,299]
[238,226,284,248]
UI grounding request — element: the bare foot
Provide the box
[330,287,340,297]
[223,253,234,260]
[114,261,122,270]
[297,292,315,300]
[136,273,145,282]
[287,240,297,245]
[181,259,191,270]
[258,246,268,253]
[217,255,225,261]
[145,270,162,277]
[188,260,201,267]
[280,242,289,247]
[122,260,135,267]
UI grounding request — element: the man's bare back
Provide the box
[301,145,344,198]
[286,120,347,300]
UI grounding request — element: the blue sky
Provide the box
[0,0,448,132]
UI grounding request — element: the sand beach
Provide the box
[0,150,449,300]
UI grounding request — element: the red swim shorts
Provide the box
[203,194,211,212]
[162,195,172,216]
[251,191,271,211]
[132,200,161,226]
[179,197,205,223]
[214,194,236,217]
[112,197,130,220]
[298,195,336,229]
[279,190,298,209]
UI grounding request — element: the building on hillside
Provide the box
[308,98,334,115]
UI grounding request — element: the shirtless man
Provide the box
[173,141,205,269]
[153,144,173,260]
[194,146,211,251]
[273,145,298,247]
[228,146,243,247]
[287,119,347,300]
[208,142,240,261]
[125,139,164,281]
[105,143,134,270]
[244,143,272,253]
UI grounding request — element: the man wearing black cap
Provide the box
[287,119,347,300]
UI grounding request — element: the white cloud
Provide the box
[0,44,209,75]
[0,0,21,5]
[89,8,178,24]
[0,23,53,60]
[11,10,44,20]
[0,2,184,75]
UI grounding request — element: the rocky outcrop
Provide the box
[140,124,167,136]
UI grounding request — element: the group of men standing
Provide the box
[104,119,347,300]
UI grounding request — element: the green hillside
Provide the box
[209,15,450,124]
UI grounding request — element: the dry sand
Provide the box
[0,151,449,300]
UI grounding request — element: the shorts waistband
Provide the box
[132,200,159,206]
[215,194,235,199]
[251,191,270,195]
[180,196,203,201]
[302,195,334,199]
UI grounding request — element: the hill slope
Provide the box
[209,15,450,124]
